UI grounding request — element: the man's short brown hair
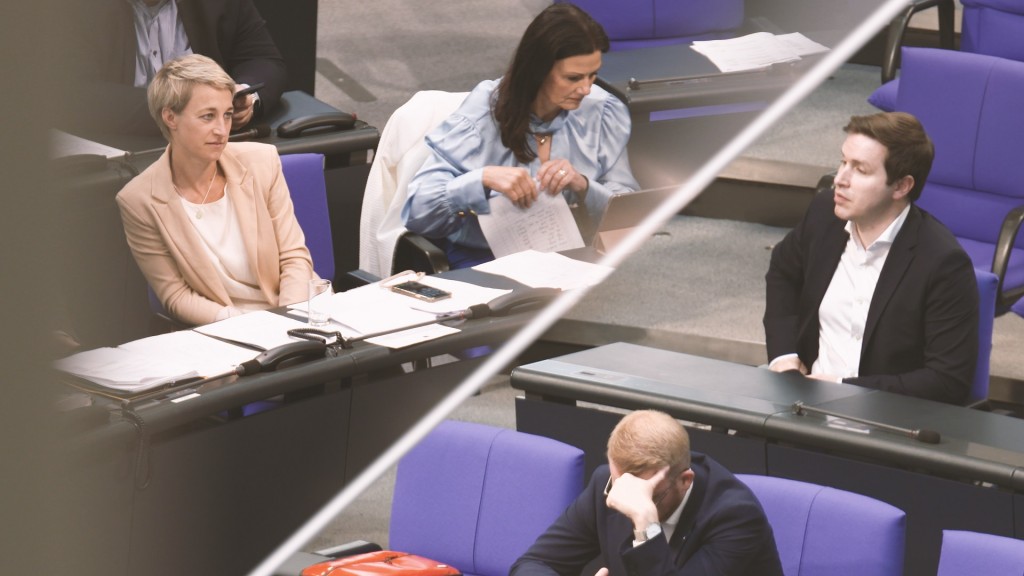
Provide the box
[843,112,934,202]
[607,410,691,475]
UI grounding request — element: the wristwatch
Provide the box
[634,522,662,543]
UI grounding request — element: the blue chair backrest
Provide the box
[281,153,334,282]
[560,0,743,50]
[389,420,584,576]
[736,474,906,576]
[937,530,1024,576]
[961,0,1024,63]
[897,48,1024,251]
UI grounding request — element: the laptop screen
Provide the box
[590,187,674,253]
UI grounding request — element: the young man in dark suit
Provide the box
[764,112,978,405]
[511,410,783,576]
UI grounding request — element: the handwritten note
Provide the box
[477,192,584,259]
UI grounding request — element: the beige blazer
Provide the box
[116,142,314,326]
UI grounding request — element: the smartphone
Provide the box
[233,82,265,101]
[390,281,452,302]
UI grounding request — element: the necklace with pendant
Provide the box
[175,166,218,219]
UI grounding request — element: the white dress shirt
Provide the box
[812,205,910,380]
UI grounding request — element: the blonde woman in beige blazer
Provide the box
[116,54,313,326]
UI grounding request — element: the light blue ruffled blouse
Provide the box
[402,78,639,250]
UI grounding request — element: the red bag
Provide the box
[301,550,462,576]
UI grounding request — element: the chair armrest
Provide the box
[393,232,450,275]
[313,540,383,558]
[993,204,1024,310]
[881,0,956,83]
[337,269,381,291]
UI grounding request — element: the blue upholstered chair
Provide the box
[559,0,743,50]
[871,0,1024,111]
[281,152,334,284]
[936,530,1024,576]
[389,420,585,576]
[736,475,906,576]
[960,0,1024,63]
[1012,296,1024,319]
[875,48,1024,313]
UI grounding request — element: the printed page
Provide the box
[474,250,614,290]
[477,192,584,259]
[691,32,803,73]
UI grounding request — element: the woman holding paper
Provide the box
[116,54,314,326]
[402,3,639,268]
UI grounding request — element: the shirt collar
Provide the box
[663,480,693,529]
[529,109,568,136]
[844,203,911,250]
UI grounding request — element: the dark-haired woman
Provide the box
[402,3,638,268]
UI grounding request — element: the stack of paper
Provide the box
[55,347,199,393]
[54,330,260,394]
[691,32,829,73]
[288,277,512,349]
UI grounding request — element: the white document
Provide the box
[318,277,509,331]
[775,32,829,57]
[691,32,826,73]
[365,324,461,348]
[119,330,259,377]
[474,250,614,290]
[477,193,584,259]
[194,310,312,350]
[286,277,511,349]
[55,347,198,392]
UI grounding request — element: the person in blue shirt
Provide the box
[402,3,639,268]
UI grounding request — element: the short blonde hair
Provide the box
[607,410,691,475]
[147,54,235,141]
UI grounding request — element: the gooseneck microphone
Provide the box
[792,401,941,444]
[228,124,271,141]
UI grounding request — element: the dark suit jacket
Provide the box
[510,454,783,576]
[69,0,286,135]
[764,191,978,404]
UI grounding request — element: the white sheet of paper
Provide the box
[473,250,614,290]
[194,310,311,350]
[365,324,461,348]
[54,347,198,392]
[690,32,803,73]
[775,32,829,57]
[477,192,584,259]
[306,277,511,335]
[119,330,259,377]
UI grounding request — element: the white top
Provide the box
[181,189,268,315]
[812,204,911,380]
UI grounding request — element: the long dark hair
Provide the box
[493,3,609,164]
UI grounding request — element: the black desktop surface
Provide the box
[513,341,1024,491]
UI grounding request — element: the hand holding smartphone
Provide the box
[233,82,265,102]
